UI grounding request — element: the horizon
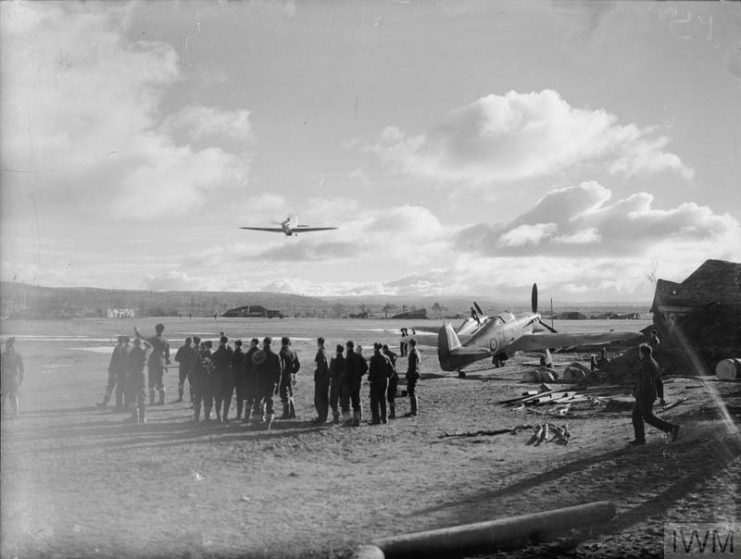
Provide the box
[2,2,740,302]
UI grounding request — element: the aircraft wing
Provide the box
[508,330,644,353]
[240,227,285,233]
[294,226,338,232]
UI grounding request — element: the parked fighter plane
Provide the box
[240,216,337,236]
[411,285,645,377]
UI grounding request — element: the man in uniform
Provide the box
[138,324,170,406]
[405,338,421,417]
[211,336,234,423]
[231,340,245,419]
[328,344,345,424]
[191,337,214,422]
[369,343,393,424]
[399,328,408,357]
[174,337,196,403]
[312,337,330,424]
[129,335,152,424]
[278,336,300,419]
[630,343,679,445]
[254,337,281,427]
[344,340,368,426]
[1,337,24,419]
[238,338,259,423]
[98,335,130,410]
[382,344,399,420]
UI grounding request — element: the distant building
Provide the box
[107,308,138,318]
[553,311,589,320]
[391,308,427,320]
[222,305,283,319]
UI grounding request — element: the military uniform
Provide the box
[211,341,234,423]
[328,347,345,423]
[174,339,196,403]
[254,341,281,424]
[368,347,393,424]
[99,338,129,409]
[128,340,151,424]
[240,342,259,422]
[278,341,300,419]
[383,347,399,419]
[406,345,421,416]
[146,330,170,405]
[313,344,330,423]
[1,341,24,419]
[192,343,214,422]
[345,346,368,426]
[631,353,678,444]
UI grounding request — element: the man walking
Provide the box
[630,343,679,446]
[328,344,345,424]
[278,337,300,419]
[98,336,129,410]
[313,337,330,424]
[1,337,24,419]
[405,338,421,417]
[369,343,393,424]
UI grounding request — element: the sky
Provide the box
[1,0,740,302]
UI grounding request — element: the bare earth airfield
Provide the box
[1,316,740,558]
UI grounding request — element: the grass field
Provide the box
[1,317,740,558]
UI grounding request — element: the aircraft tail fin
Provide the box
[438,323,490,371]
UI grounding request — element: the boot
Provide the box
[177,385,184,403]
[288,398,296,419]
[410,396,418,416]
[115,392,124,411]
[149,389,156,406]
[389,402,396,420]
[98,389,112,408]
[222,400,231,423]
[193,404,201,423]
[158,388,165,406]
[236,400,243,421]
[264,413,274,429]
[332,411,340,424]
[138,408,147,424]
[352,409,361,427]
[280,403,290,420]
[204,404,212,421]
[242,408,251,424]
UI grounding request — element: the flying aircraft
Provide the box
[406,284,646,377]
[240,216,338,236]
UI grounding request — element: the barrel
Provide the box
[715,358,741,381]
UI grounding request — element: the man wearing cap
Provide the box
[1,337,25,419]
[405,338,421,417]
[238,338,259,423]
[328,344,346,424]
[128,335,152,424]
[231,340,245,419]
[97,335,130,410]
[369,343,394,424]
[137,324,170,406]
[174,337,196,403]
[383,344,399,420]
[345,340,368,426]
[211,336,234,423]
[190,336,214,422]
[278,336,301,419]
[312,337,331,424]
[254,337,281,426]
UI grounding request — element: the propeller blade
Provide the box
[474,302,484,316]
[539,319,558,334]
[531,283,538,314]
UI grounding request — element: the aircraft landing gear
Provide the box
[457,370,466,379]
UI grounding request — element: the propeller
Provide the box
[532,283,558,333]
[474,302,484,316]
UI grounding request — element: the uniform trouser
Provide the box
[102,372,125,408]
[178,367,192,400]
[407,381,418,415]
[387,379,398,418]
[3,388,19,418]
[329,378,341,419]
[632,398,674,441]
[370,381,388,423]
[279,375,295,417]
[192,381,213,421]
[314,379,330,422]
[130,372,146,423]
[254,377,276,420]
[236,377,256,419]
[148,366,165,403]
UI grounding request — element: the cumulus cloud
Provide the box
[371,90,693,183]
[1,2,251,219]
[456,181,739,257]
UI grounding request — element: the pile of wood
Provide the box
[526,423,571,446]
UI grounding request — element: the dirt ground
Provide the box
[1,317,739,559]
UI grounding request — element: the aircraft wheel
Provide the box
[457,370,466,379]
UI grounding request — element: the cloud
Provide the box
[456,181,739,258]
[371,90,693,183]
[1,2,251,219]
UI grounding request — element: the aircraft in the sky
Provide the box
[240,216,338,236]
[406,284,647,377]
